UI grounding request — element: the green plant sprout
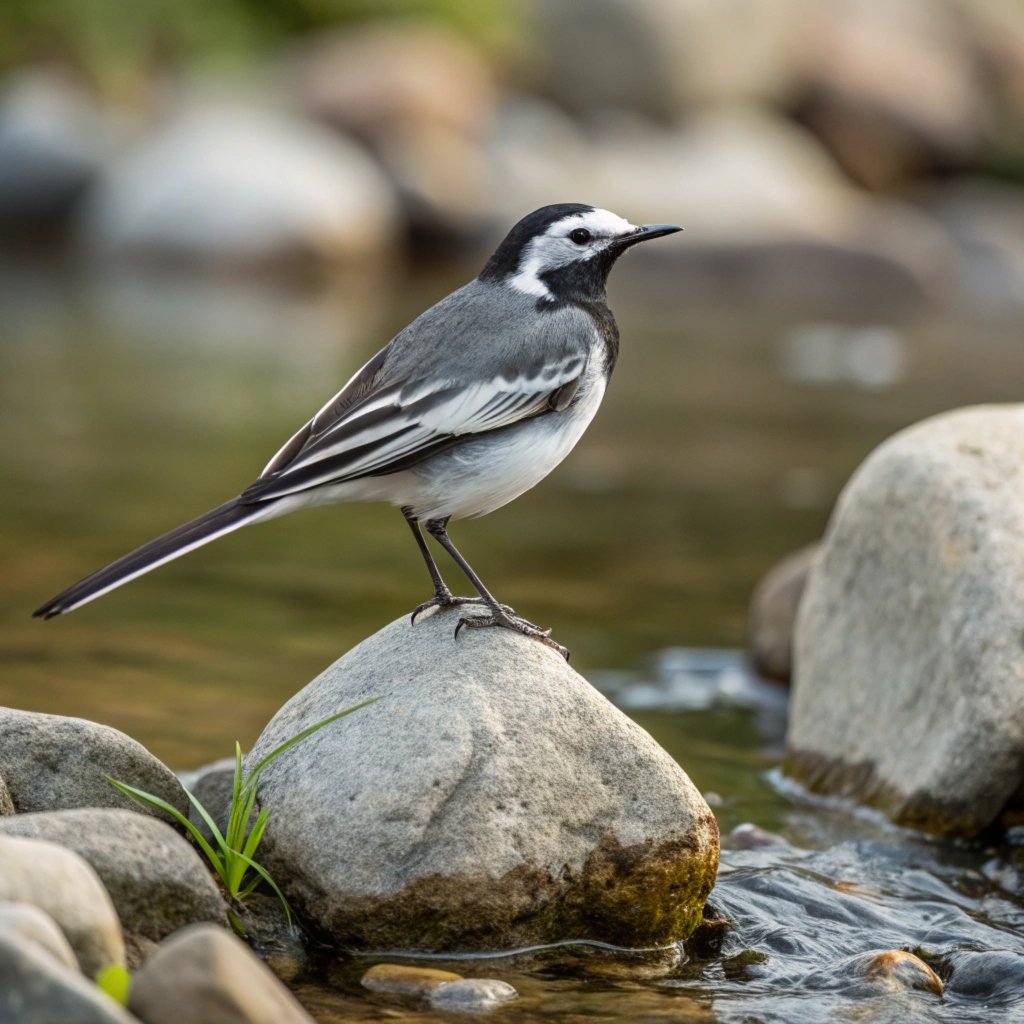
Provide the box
[107,700,375,924]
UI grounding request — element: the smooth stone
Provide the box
[0,808,225,941]
[747,544,819,682]
[789,405,1024,835]
[431,978,517,1010]
[800,0,988,188]
[0,834,124,976]
[0,68,114,227]
[725,823,788,851]
[0,901,79,972]
[920,179,1024,313]
[0,707,187,820]
[247,610,718,951]
[361,963,462,997]
[0,933,137,1024]
[532,0,806,117]
[857,950,944,995]
[0,771,13,816]
[128,924,315,1024]
[81,101,400,272]
[290,24,498,244]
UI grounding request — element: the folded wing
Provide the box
[243,352,585,504]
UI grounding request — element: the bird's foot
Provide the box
[454,607,569,661]
[411,591,511,625]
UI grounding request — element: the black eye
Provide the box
[569,228,592,245]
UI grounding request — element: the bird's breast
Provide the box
[402,366,608,521]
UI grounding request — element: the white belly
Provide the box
[396,372,606,521]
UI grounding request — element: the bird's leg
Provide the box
[404,510,489,624]
[423,518,569,660]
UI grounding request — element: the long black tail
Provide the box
[33,498,262,620]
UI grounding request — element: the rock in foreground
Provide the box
[248,610,719,951]
[789,405,1024,835]
[128,924,315,1024]
[0,707,187,819]
[0,809,226,941]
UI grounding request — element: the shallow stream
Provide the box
[3,256,1024,1021]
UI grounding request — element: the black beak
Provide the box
[613,223,683,250]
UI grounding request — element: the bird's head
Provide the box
[479,203,681,305]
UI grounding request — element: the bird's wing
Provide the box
[243,350,586,503]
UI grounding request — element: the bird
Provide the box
[34,203,681,658]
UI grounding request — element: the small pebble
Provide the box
[862,950,944,996]
[431,978,518,1010]
[726,823,786,850]
[361,963,462,997]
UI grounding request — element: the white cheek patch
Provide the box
[509,240,553,298]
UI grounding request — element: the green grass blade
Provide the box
[241,699,377,794]
[232,741,243,812]
[241,807,270,860]
[106,777,227,886]
[182,787,228,852]
[228,785,258,852]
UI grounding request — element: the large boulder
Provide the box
[0,707,187,819]
[0,809,225,941]
[788,405,1024,835]
[0,834,125,976]
[247,610,718,951]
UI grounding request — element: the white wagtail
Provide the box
[34,204,680,657]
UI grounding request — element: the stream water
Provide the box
[2,255,1024,1021]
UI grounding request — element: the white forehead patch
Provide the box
[556,208,636,237]
[510,207,638,298]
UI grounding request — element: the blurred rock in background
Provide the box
[0,0,1022,309]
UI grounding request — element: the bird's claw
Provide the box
[412,593,506,625]
[454,609,570,661]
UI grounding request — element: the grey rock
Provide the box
[81,102,399,272]
[0,834,124,976]
[0,68,114,227]
[0,707,187,820]
[291,24,497,239]
[0,933,137,1024]
[247,610,719,951]
[801,0,990,188]
[430,978,517,1010]
[747,544,819,682]
[0,901,79,972]
[921,179,1024,313]
[0,809,225,941]
[0,772,13,816]
[128,923,315,1024]
[789,405,1024,835]
[532,0,805,118]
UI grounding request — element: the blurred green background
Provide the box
[2,0,1024,767]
